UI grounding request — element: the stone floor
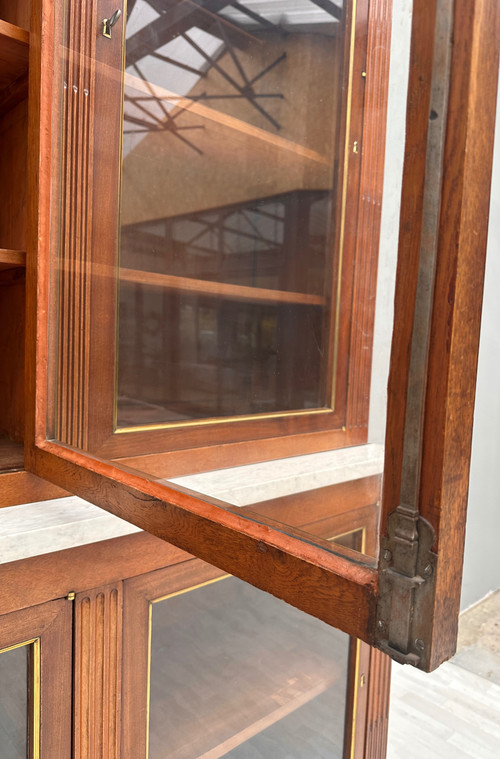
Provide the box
[387,590,500,759]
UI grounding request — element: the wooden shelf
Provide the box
[0,20,29,116]
[0,248,26,271]
[120,268,325,306]
[0,435,24,472]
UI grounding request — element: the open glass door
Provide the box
[26,0,500,671]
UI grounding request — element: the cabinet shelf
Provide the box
[120,268,325,306]
[0,249,26,271]
[0,435,23,472]
[0,20,29,116]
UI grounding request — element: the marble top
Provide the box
[0,444,383,564]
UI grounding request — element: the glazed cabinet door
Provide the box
[0,599,72,758]
[25,0,500,672]
[121,558,391,759]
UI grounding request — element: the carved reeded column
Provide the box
[73,583,123,759]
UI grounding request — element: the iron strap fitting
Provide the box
[375,506,437,670]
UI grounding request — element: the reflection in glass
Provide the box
[0,644,29,759]
[118,0,346,426]
[148,575,350,758]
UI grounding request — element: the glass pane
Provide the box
[50,0,410,563]
[149,575,350,758]
[118,0,344,425]
[0,644,29,759]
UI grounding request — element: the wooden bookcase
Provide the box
[0,511,391,758]
[0,0,66,505]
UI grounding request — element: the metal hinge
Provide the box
[374,508,437,670]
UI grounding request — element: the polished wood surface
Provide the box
[0,2,29,30]
[0,436,23,470]
[74,583,122,759]
[381,0,500,670]
[0,98,27,250]
[33,439,378,642]
[0,532,189,617]
[22,0,499,674]
[0,270,25,444]
[120,268,325,307]
[0,18,28,92]
[419,0,500,669]
[123,562,350,759]
[0,248,25,270]
[0,470,67,507]
[44,0,391,463]
[0,599,72,758]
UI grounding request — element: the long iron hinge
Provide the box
[374,508,437,670]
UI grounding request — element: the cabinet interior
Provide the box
[0,0,29,472]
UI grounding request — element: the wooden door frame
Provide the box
[0,598,72,758]
[24,0,500,672]
[121,558,391,759]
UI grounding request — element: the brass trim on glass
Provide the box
[145,525,367,757]
[145,575,230,759]
[349,638,362,759]
[113,0,129,435]
[113,2,359,435]
[117,407,333,435]
[0,638,41,759]
[332,0,358,408]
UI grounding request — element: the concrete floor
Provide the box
[387,590,500,759]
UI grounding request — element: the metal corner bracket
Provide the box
[374,507,437,670]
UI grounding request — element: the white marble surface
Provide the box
[169,443,384,506]
[0,496,140,564]
[0,444,384,563]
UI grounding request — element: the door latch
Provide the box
[102,9,122,39]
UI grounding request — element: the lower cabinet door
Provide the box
[121,559,391,759]
[0,598,72,758]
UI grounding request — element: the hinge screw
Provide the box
[377,620,386,631]
[424,564,433,577]
[415,638,425,651]
[383,549,392,561]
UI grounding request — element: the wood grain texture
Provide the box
[0,599,72,758]
[0,18,28,91]
[0,97,27,249]
[0,248,25,269]
[74,583,123,759]
[0,1,30,30]
[120,268,325,306]
[0,470,67,506]
[418,0,500,670]
[0,436,24,470]
[346,0,392,432]
[0,270,25,442]
[0,532,190,617]
[380,0,500,671]
[56,0,97,450]
[380,0,438,536]
[25,0,58,468]
[122,561,225,759]
[33,440,378,643]
[343,641,391,759]
[113,427,366,478]
[36,0,389,467]
[364,647,391,759]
